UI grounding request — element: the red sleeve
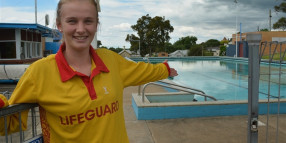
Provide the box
[163,62,171,76]
[0,94,8,108]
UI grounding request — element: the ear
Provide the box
[56,22,63,32]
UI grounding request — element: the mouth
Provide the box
[73,36,88,41]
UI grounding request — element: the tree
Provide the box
[128,14,174,56]
[164,42,176,53]
[100,46,108,49]
[188,44,202,56]
[219,45,226,56]
[274,1,286,13]
[203,39,220,48]
[220,38,229,45]
[273,17,286,31]
[273,1,286,31]
[125,34,140,53]
[97,40,102,48]
[173,36,197,50]
[109,47,116,52]
[109,47,123,53]
[259,28,269,31]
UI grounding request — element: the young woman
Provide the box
[0,0,178,142]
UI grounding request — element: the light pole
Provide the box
[35,0,37,24]
[234,0,238,58]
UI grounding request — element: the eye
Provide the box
[66,19,77,24]
[85,19,94,25]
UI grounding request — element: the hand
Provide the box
[169,68,178,77]
[163,60,178,77]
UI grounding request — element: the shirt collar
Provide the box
[55,43,109,82]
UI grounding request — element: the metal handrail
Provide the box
[141,81,217,102]
[159,80,206,95]
[0,92,41,143]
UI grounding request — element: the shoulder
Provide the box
[95,48,121,59]
[33,54,56,66]
[95,48,117,55]
[28,54,57,72]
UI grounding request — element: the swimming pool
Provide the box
[131,57,286,120]
[156,58,286,101]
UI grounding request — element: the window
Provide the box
[0,29,15,40]
[32,43,36,57]
[27,43,31,58]
[37,43,41,57]
[0,42,16,59]
[21,42,26,59]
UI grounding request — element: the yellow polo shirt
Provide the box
[0,44,169,143]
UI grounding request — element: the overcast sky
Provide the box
[0,0,283,48]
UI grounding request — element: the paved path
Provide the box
[124,86,286,143]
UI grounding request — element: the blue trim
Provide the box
[0,79,18,83]
[130,57,286,66]
[0,23,52,32]
[132,98,286,120]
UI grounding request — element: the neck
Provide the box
[64,47,92,76]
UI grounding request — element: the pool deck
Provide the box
[124,86,286,143]
[1,84,286,142]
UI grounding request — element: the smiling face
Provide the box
[56,0,98,52]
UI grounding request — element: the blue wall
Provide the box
[132,97,286,120]
[226,44,236,57]
[226,41,249,58]
[45,42,61,54]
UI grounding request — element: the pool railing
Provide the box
[140,80,217,102]
[0,92,43,143]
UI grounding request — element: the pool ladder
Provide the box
[139,80,217,102]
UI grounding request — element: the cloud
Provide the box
[110,23,132,32]
[0,7,34,23]
[1,0,282,48]
[0,6,56,29]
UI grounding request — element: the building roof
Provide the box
[119,49,132,55]
[0,23,52,32]
[0,23,59,38]
[169,50,188,56]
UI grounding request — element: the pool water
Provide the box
[166,59,286,101]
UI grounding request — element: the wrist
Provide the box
[0,94,8,108]
[163,62,171,76]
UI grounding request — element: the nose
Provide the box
[76,22,85,34]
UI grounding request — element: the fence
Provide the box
[0,91,42,143]
[247,33,286,143]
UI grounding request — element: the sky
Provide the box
[0,0,284,48]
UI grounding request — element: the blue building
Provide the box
[0,23,60,64]
[226,41,249,58]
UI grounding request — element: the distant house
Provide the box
[206,47,220,56]
[0,23,58,64]
[169,50,188,57]
[157,52,168,57]
[119,49,132,58]
[230,31,286,57]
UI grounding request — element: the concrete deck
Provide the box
[124,86,286,143]
[1,84,286,143]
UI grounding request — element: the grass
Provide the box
[262,53,286,61]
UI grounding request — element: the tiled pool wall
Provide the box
[130,56,286,65]
[132,94,286,120]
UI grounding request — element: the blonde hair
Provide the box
[56,0,99,26]
[55,0,99,43]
